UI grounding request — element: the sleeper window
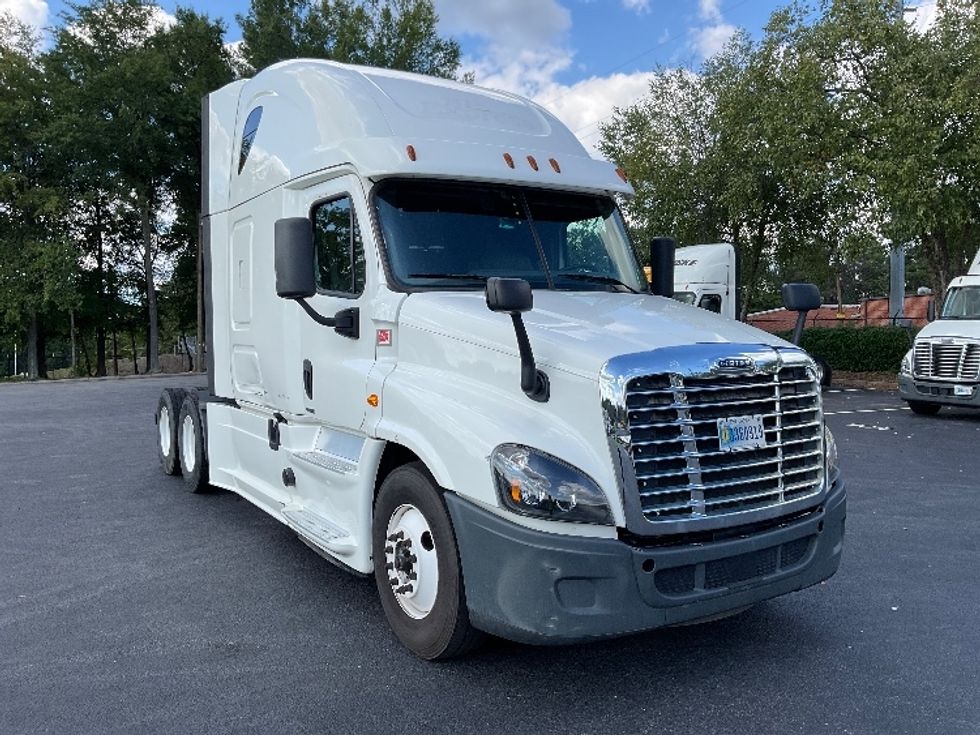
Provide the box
[313,196,365,296]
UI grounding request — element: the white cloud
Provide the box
[433,0,570,49]
[691,22,736,58]
[442,0,652,154]
[0,0,48,29]
[622,0,650,14]
[904,0,938,34]
[698,0,722,23]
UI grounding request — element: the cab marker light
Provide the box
[549,158,561,173]
[616,167,628,182]
[503,152,515,168]
[406,144,417,161]
[527,155,539,171]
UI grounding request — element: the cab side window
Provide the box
[699,294,722,313]
[313,196,366,296]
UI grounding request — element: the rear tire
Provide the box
[907,400,941,416]
[372,463,483,660]
[155,388,185,475]
[177,393,210,493]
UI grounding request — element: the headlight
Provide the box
[491,444,613,525]
[900,349,913,375]
[824,425,840,479]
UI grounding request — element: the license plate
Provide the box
[954,385,972,397]
[718,415,767,452]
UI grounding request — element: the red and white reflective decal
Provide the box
[376,329,392,346]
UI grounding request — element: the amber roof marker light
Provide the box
[503,152,515,169]
[527,155,539,171]
[615,167,628,182]
[406,144,417,161]
[549,158,561,173]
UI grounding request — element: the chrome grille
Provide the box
[913,339,980,381]
[625,365,824,523]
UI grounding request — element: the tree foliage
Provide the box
[238,0,460,77]
[600,0,980,314]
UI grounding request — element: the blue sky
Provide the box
[5,0,937,150]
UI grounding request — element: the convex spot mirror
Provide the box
[486,277,533,314]
[781,282,821,313]
[274,217,316,299]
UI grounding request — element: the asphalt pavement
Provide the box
[1,376,978,735]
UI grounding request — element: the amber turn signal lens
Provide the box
[367,394,379,407]
[510,481,521,503]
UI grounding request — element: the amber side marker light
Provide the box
[503,152,515,168]
[406,145,417,161]
[510,481,521,503]
[527,155,539,171]
[367,394,379,407]
[549,158,561,173]
[615,167,628,182]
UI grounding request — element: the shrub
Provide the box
[783,326,916,373]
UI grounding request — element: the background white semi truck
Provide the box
[154,60,845,660]
[899,249,980,414]
[672,242,737,319]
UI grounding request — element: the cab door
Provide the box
[292,175,377,433]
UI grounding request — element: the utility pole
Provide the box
[70,310,77,373]
[889,244,909,327]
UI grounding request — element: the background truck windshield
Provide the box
[941,286,980,319]
[373,180,645,292]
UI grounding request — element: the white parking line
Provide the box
[824,407,910,416]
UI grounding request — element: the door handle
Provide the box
[303,359,313,400]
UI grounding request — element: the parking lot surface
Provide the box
[1,376,979,735]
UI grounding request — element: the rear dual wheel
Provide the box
[155,388,185,475]
[372,463,483,660]
[177,392,210,494]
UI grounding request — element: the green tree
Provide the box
[0,14,78,379]
[238,0,461,78]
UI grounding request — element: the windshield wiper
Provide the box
[408,273,489,282]
[556,273,639,293]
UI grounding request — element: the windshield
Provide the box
[673,291,696,305]
[373,180,645,292]
[941,286,980,319]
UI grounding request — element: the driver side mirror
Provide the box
[274,217,316,299]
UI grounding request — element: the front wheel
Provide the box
[907,400,941,416]
[372,463,483,660]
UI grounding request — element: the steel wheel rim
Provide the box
[181,414,196,473]
[384,504,438,619]
[159,405,171,456]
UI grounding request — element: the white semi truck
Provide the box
[154,60,845,660]
[672,242,737,319]
[899,250,980,414]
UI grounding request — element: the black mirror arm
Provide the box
[294,298,360,339]
[792,311,807,346]
[510,312,550,402]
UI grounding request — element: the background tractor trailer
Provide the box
[899,249,980,414]
[154,59,846,660]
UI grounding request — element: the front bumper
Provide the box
[446,479,845,645]
[898,374,980,407]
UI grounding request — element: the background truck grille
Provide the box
[625,365,824,523]
[913,339,980,381]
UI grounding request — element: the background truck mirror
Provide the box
[927,299,936,322]
[274,217,317,299]
[649,237,676,297]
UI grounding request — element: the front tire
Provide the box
[177,393,210,493]
[155,388,185,475]
[907,400,941,416]
[372,463,483,660]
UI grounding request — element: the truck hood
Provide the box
[398,290,792,378]
[916,319,980,341]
